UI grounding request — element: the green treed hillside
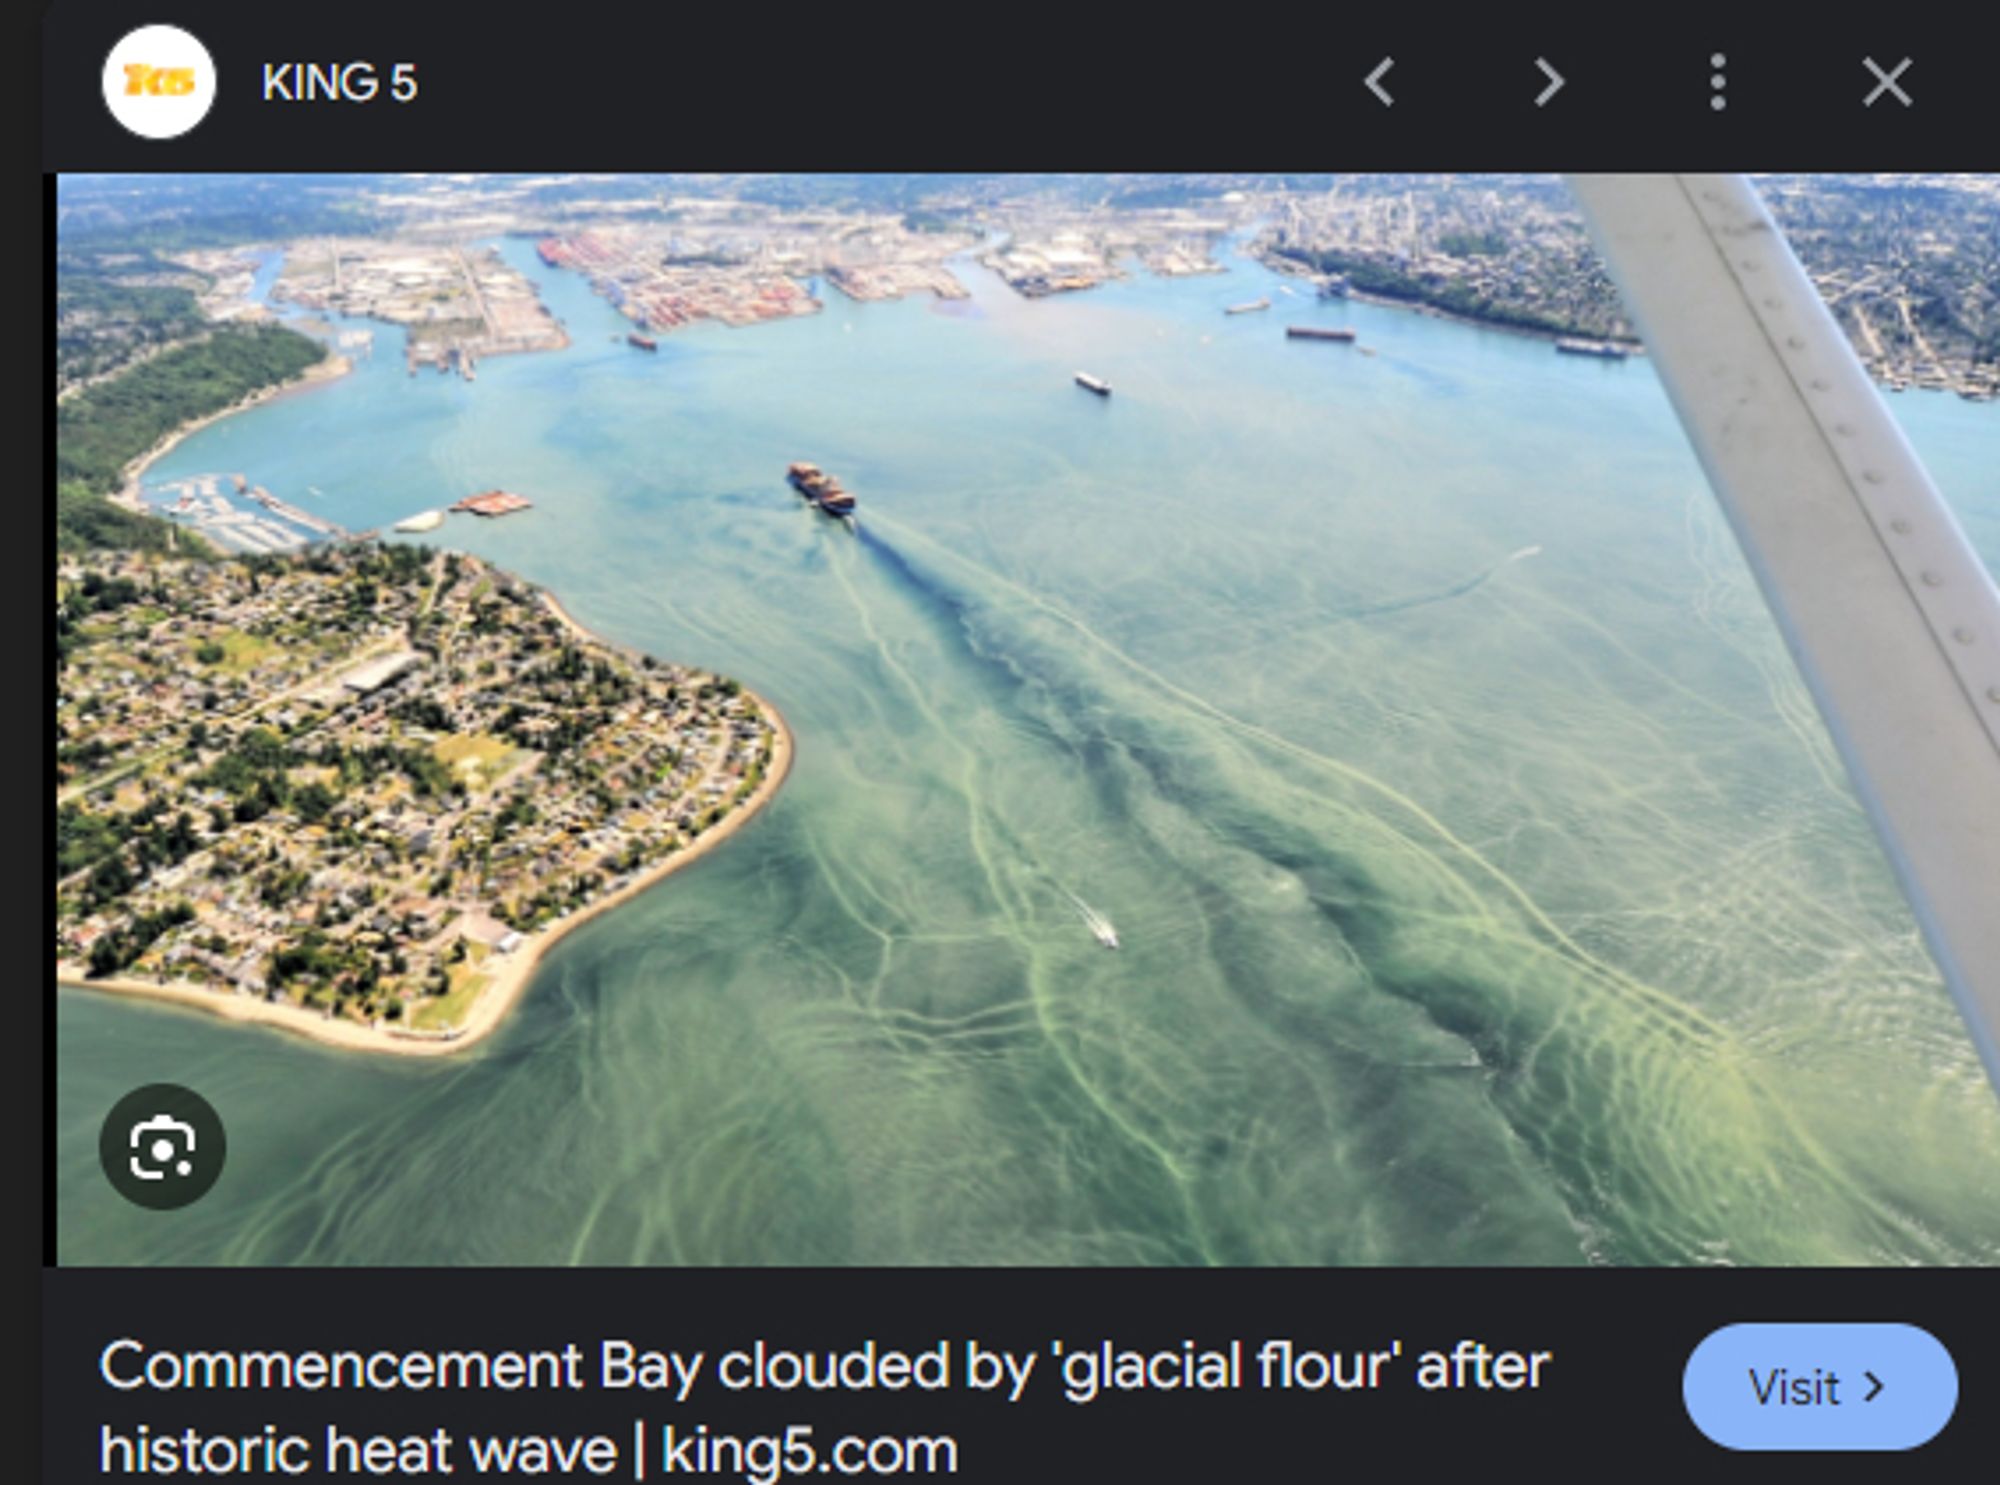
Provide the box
[57,325,327,553]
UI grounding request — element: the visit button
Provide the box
[1684,1323,1956,1450]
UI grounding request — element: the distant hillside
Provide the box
[56,265,207,387]
[56,325,328,554]
[55,174,382,252]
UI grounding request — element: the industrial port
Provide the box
[538,230,820,334]
[59,174,1999,403]
[824,263,969,302]
[531,207,987,338]
[272,239,568,381]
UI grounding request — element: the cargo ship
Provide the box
[1555,337,1632,360]
[393,509,445,533]
[787,462,857,520]
[627,332,658,351]
[1285,326,1358,342]
[1074,372,1112,396]
[1225,298,1272,315]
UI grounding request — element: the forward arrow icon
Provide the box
[1535,57,1565,107]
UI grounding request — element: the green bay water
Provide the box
[57,241,2000,1264]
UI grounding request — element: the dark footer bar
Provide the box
[43,1268,1997,1477]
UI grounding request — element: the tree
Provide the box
[90,934,126,976]
[90,854,136,905]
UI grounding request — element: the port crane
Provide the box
[1568,175,2000,1102]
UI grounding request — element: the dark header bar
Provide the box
[44,3,1994,172]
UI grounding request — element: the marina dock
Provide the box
[150,473,352,554]
[247,485,346,537]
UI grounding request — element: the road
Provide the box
[452,245,498,339]
[58,632,408,809]
[1895,292,1945,370]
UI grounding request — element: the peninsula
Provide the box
[56,542,790,1055]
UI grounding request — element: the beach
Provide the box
[57,594,794,1060]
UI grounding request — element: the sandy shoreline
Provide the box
[56,595,795,1059]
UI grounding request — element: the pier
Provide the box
[247,485,347,537]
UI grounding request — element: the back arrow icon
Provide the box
[1535,57,1565,107]
[1366,58,1395,106]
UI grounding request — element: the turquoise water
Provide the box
[56,241,2000,1265]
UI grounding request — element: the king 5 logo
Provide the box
[124,64,199,97]
[103,25,216,138]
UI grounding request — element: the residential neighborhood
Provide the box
[56,541,781,1036]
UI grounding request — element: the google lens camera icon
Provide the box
[100,1085,226,1210]
[128,1113,199,1180]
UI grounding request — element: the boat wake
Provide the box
[1329,542,1546,623]
[1060,888,1120,949]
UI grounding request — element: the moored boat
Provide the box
[1555,337,1631,359]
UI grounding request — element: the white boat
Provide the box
[1554,336,1631,360]
[393,509,445,533]
[1075,372,1112,396]
[1062,889,1120,948]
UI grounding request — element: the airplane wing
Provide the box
[1566,173,2000,1100]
